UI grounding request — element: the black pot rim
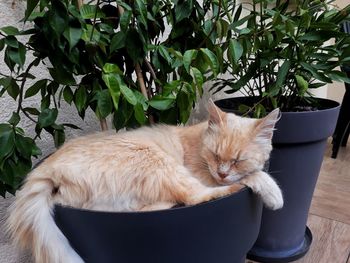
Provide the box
[55,187,249,215]
[215,96,340,114]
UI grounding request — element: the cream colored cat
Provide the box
[7,100,283,263]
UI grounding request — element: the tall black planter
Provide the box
[215,97,340,262]
[54,187,262,263]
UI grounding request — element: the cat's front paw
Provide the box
[262,185,283,210]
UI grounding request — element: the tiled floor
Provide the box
[247,143,350,263]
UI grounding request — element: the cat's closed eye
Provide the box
[230,158,248,167]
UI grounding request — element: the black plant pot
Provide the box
[54,187,262,263]
[215,97,340,262]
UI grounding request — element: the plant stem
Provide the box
[135,63,155,124]
[135,63,148,98]
[100,118,108,131]
[144,59,161,93]
[90,0,101,41]
[17,59,38,114]
[77,0,83,9]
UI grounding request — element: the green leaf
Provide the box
[80,5,105,19]
[5,36,19,48]
[38,108,58,128]
[149,96,175,110]
[134,103,146,124]
[8,43,26,68]
[175,0,193,22]
[183,50,198,73]
[8,112,20,126]
[0,26,20,36]
[63,86,74,104]
[126,29,144,62]
[200,48,219,76]
[49,68,76,85]
[7,78,20,100]
[177,91,192,123]
[135,0,148,29]
[48,1,68,35]
[276,60,291,87]
[15,135,35,159]
[25,79,47,98]
[120,84,137,105]
[300,62,332,83]
[191,67,203,93]
[63,27,82,50]
[0,124,15,160]
[25,0,40,20]
[254,104,266,118]
[158,46,172,65]
[97,90,113,118]
[230,14,254,29]
[295,75,308,96]
[238,104,250,114]
[102,73,121,110]
[110,32,126,52]
[23,107,40,115]
[54,129,65,148]
[269,60,291,96]
[328,71,350,84]
[120,10,132,32]
[103,63,122,74]
[228,39,243,65]
[234,4,243,22]
[134,90,148,110]
[74,87,87,113]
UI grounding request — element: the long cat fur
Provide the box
[7,100,283,263]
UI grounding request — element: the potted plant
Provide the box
[213,0,350,261]
[0,0,263,262]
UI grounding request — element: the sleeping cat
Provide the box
[7,100,283,263]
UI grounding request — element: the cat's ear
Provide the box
[207,99,226,126]
[254,108,281,143]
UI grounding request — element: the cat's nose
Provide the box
[218,172,228,179]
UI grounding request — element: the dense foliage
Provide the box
[213,0,350,116]
[0,0,241,196]
[1,0,349,196]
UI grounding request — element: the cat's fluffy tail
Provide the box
[6,168,84,263]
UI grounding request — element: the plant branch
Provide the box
[16,59,38,114]
[144,59,161,93]
[100,118,108,131]
[22,109,37,123]
[135,63,149,99]
[90,0,101,41]
[77,0,84,9]
[135,62,155,124]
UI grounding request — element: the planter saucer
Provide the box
[247,226,313,263]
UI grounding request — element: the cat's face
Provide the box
[201,101,280,185]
